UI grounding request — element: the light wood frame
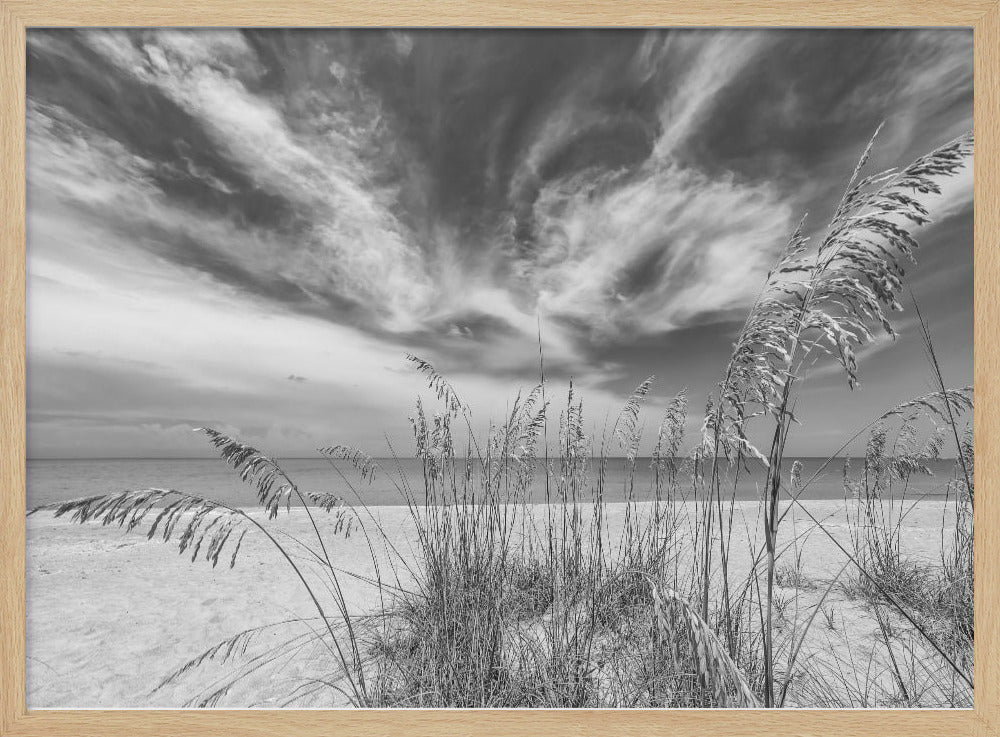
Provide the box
[1,2,997,735]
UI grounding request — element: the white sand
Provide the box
[25,499,964,708]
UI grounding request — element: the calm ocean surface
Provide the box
[25,457,958,510]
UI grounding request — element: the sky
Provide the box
[25,29,974,459]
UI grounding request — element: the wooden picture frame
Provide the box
[1,2,997,735]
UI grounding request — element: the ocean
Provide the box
[25,456,960,510]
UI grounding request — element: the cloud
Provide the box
[503,31,794,339]
[517,163,794,338]
[61,30,441,333]
[648,31,769,160]
[24,29,975,457]
[29,28,970,353]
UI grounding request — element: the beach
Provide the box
[26,499,961,708]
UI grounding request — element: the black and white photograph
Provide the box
[24,28,974,709]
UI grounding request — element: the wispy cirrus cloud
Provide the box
[496,31,798,342]
[518,163,794,338]
[32,30,443,332]
[25,29,974,457]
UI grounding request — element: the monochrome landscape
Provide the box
[25,28,974,708]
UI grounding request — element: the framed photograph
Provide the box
[1,2,997,735]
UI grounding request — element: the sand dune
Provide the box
[26,499,960,708]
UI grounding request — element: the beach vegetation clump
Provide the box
[31,128,975,709]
